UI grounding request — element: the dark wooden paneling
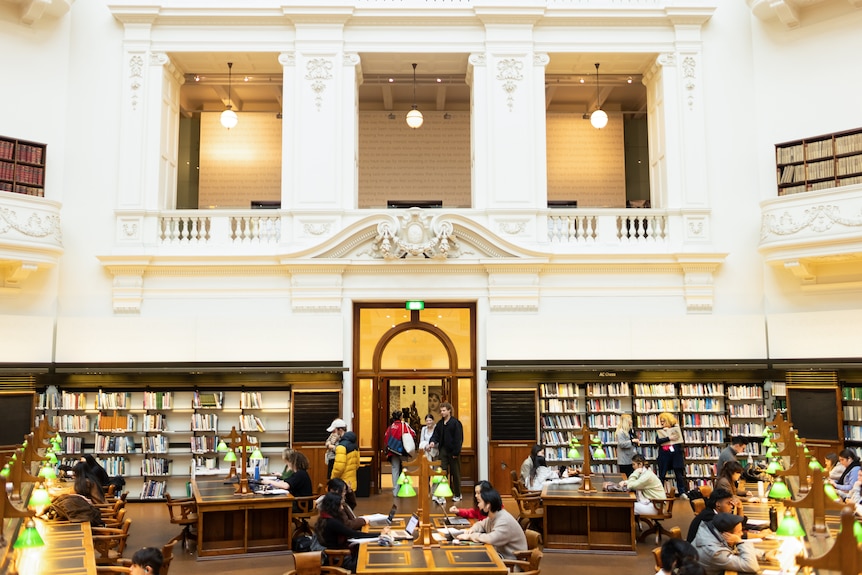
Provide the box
[488,391,536,441]
[292,391,340,443]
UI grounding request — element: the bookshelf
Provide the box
[538,382,584,464]
[584,381,631,473]
[842,386,862,446]
[680,382,728,486]
[775,127,862,196]
[0,136,46,197]
[727,384,767,459]
[632,383,679,467]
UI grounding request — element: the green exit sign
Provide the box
[405,300,425,310]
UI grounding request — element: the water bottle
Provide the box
[254,462,260,482]
[768,506,778,531]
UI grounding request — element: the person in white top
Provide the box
[418,413,438,462]
[523,456,581,492]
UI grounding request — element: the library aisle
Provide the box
[122,487,697,574]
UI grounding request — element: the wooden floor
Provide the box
[124,487,697,574]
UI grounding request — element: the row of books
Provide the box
[96,456,128,476]
[142,435,170,453]
[731,423,765,436]
[729,404,765,417]
[98,391,132,409]
[684,463,720,478]
[585,398,623,411]
[94,434,135,454]
[190,435,220,454]
[682,428,726,444]
[142,457,171,476]
[191,413,218,431]
[193,391,224,409]
[835,132,862,155]
[143,413,167,431]
[4,163,44,185]
[843,406,862,421]
[727,386,764,400]
[540,414,583,429]
[140,480,167,499]
[539,382,578,397]
[633,383,677,396]
[778,163,805,184]
[633,398,680,412]
[684,445,721,460]
[586,413,621,429]
[143,391,173,410]
[96,413,136,432]
[540,398,578,412]
[11,183,43,196]
[51,415,91,432]
[681,413,729,427]
[38,391,86,410]
[585,382,630,397]
[679,383,724,396]
[679,398,723,412]
[0,140,13,160]
[240,391,264,409]
[843,387,862,401]
[837,154,862,176]
[239,414,266,432]
[15,143,44,165]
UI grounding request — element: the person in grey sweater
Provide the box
[716,436,748,478]
[457,487,527,560]
[692,513,769,575]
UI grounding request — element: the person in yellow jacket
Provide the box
[331,431,360,490]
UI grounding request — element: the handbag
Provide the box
[400,422,416,458]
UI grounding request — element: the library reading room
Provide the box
[2,1,862,574]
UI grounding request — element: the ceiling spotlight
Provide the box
[437,78,442,83]
[579,78,585,84]
[627,76,633,84]
[443,113,452,120]
[388,77,395,83]
[244,76,251,82]
[194,74,200,82]
[388,113,396,120]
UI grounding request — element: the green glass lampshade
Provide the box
[217,440,228,452]
[1,464,10,477]
[762,436,773,448]
[250,448,264,461]
[803,446,810,455]
[224,450,237,462]
[13,521,44,549]
[854,521,862,544]
[397,471,410,485]
[765,446,778,457]
[567,446,581,459]
[397,482,417,497]
[431,475,444,485]
[824,483,841,501]
[765,459,782,474]
[47,451,58,464]
[775,511,805,537]
[768,478,791,500]
[433,478,454,499]
[53,432,62,443]
[38,465,57,480]
[762,427,772,437]
[593,447,607,460]
[808,458,823,471]
[29,486,51,508]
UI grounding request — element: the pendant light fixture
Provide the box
[220,61,238,129]
[405,63,424,129]
[590,62,608,130]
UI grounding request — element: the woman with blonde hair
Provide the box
[656,412,688,496]
[615,414,639,477]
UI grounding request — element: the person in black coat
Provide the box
[428,402,464,501]
[315,492,385,572]
[686,488,734,542]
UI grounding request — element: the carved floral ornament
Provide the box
[367,209,461,260]
[0,207,62,242]
[761,204,862,239]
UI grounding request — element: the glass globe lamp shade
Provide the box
[224,450,237,463]
[39,465,57,480]
[29,486,51,509]
[593,447,607,460]
[567,446,581,459]
[766,459,782,475]
[433,478,454,499]
[775,510,805,537]
[808,458,823,471]
[406,107,424,129]
[217,440,229,452]
[250,448,264,461]
[220,107,238,129]
[397,482,417,498]
[13,521,44,549]
[590,109,608,129]
[768,478,791,500]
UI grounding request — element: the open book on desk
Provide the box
[254,487,288,495]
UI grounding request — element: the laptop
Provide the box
[439,502,470,526]
[368,504,399,527]
[390,513,420,540]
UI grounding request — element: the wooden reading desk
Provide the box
[541,479,636,553]
[192,476,293,558]
[356,542,507,575]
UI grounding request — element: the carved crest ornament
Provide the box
[366,208,460,260]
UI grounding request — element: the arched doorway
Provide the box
[352,302,476,496]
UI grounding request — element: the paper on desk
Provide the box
[746,519,769,526]
[437,527,464,537]
[255,488,288,495]
[348,538,379,545]
[742,538,763,544]
[361,513,390,522]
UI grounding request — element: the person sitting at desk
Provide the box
[830,449,861,500]
[825,452,845,482]
[715,461,754,504]
[658,538,703,575]
[614,454,666,516]
[72,460,106,504]
[692,513,773,575]
[449,480,493,520]
[456,487,527,560]
[318,477,366,530]
[519,444,543,486]
[686,488,735,542]
[278,448,295,480]
[265,450,313,497]
[523,456,582,492]
[316,492,385,573]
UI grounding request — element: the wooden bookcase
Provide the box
[680,382,728,485]
[538,382,584,465]
[0,136,46,197]
[775,127,862,196]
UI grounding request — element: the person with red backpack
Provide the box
[383,409,417,498]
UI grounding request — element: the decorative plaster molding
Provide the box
[534,53,550,67]
[118,217,142,241]
[684,215,708,241]
[5,0,71,26]
[302,222,333,236]
[3,261,38,289]
[129,54,145,112]
[496,58,524,111]
[682,55,697,111]
[468,53,486,68]
[305,57,333,111]
[104,265,148,314]
[371,209,461,260]
[0,206,62,242]
[747,0,860,28]
[278,52,295,67]
[761,204,862,238]
[497,220,527,236]
[678,259,722,314]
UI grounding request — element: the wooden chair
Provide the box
[321,548,353,570]
[164,493,198,551]
[511,487,544,532]
[505,547,543,573]
[91,519,132,565]
[95,538,175,575]
[636,487,677,544]
[291,493,320,538]
[283,551,351,575]
[102,508,127,528]
[510,469,538,496]
[692,498,706,514]
[650,528,684,572]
